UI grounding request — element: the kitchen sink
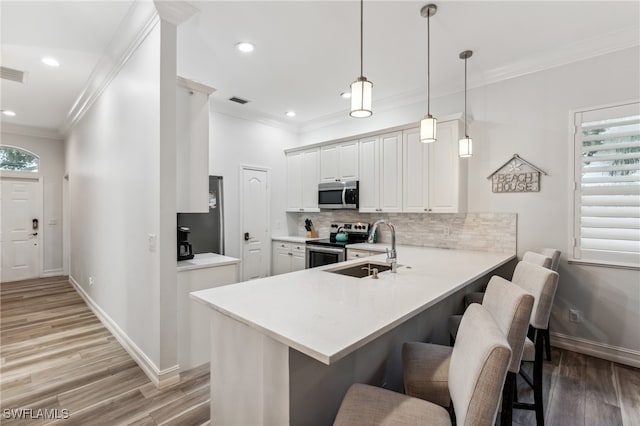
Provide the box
[326,261,394,278]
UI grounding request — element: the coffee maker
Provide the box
[177,226,194,261]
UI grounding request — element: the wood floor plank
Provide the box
[615,363,640,426]
[584,355,623,426]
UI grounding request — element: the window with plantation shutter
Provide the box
[573,101,640,267]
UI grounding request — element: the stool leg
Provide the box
[501,371,516,426]
[534,331,545,426]
[544,325,551,361]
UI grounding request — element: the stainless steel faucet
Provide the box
[368,219,397,273]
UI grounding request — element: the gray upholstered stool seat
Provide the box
[334,383,451,426]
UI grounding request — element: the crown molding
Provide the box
[1,123,63,140]
[154,0,199,26]
[60,1,160,136]
[481,26,640,87]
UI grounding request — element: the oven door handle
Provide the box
[306,245,346,255]
[342,187,347,207]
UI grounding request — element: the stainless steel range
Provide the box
[305,222,370,269]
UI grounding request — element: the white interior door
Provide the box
[1,178,41,282]
[241,167,269,280]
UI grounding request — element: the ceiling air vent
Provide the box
[0,66,26,83]
[229,96,249,105]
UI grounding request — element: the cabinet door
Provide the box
[429,120,463,213]
[291,244,306,272]
[358,136,380,212]
[176,84,209,213]
[286,152,303,211]
[301,149,320,211]
[320,144,339,183]
[339,140,359,181]
[402,128,430,212]
[379,132,403,212]
[272,242,292,275]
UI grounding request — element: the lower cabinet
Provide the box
[272,241,306,275]
[177,263,238,371]
[347,249,375,260]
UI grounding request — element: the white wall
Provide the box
[66,23,172,372]
[0,130,65,275]
[300,47,640,359]
[208,109,300,260]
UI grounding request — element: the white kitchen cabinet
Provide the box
[272,241,306,275]
[286,148,320,212]
[320,140,359,183]
[176,77,215,213]
[347,248,374,260]
[403,120,467,213]
[359,132,403,213]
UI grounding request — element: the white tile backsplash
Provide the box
[293,212,516,253]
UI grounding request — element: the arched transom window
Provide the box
[0,146,39,172]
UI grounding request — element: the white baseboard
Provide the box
[41,269,65,278]
[550,332,640,368]
[69,276,180,388]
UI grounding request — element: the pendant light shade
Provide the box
[350,0,373,118]
[420,115,437,143]
[420,4,437,143]
[350,77,373,118]
[458,50,473,157]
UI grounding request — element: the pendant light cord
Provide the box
[360,0,364,77]
[427,12,431,115]
[464,56,468,137]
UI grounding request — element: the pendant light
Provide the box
[420,4,437,143]
[350,0,373,118]
[458,50,473,157]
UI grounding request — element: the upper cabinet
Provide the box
[176,77,215,213]
[403,120,467,213]
[286,148,320,212]
[320,140,359,183]
[359,132,403,213]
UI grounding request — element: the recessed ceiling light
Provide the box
[340,92,352,99]
[286,111,296,117]
[1,110,16,116]
[41,57,60,67]
[236,42,255,53]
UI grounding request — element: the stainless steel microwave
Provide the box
[318,181,359,209]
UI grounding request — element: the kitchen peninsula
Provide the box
[191,246,515,425]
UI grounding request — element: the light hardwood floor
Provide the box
[1,276,638,425]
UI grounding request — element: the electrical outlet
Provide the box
[569,309,580,323]
[444,227,451,237]
[89,276,94,287]
[148,234,157,252]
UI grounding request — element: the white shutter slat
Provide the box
[582,141,640,152]
[580,249,640,265]
[581,117,640,130]
[581,227,640,241]
[581,130,640,142]
[581,195,640,206]
[582,217,640,229]
[581,152,640,163]
[581,238,640,252]
[581,206,640,218]
[581,185,640,196]
[582,175,640,184]
[581,164,639,173]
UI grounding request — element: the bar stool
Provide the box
[444,275,534,425]
[511,261,559,426]
[334,304,512,426]
[540,248,561,361]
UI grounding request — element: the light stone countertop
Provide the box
[272,236,323,243]
[191,247,515,365]
[177,252,240,272]
[346,242,388,252]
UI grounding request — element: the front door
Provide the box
[241,167,269,280]
[1,178,41,282]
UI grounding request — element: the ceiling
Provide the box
[1,1,639,134]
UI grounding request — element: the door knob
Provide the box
[244,232,250,241]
